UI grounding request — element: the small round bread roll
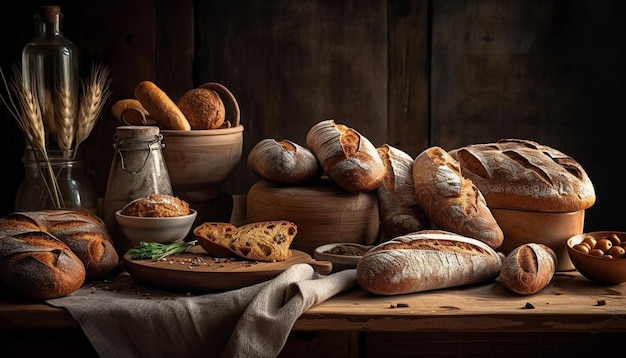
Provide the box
[247,138,321,185]
[177,88,226,129]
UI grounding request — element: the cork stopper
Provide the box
[37,6,61,23]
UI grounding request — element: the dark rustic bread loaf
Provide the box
[412,146,504,249]
[247,138,322,185]
[356,230,502,295]
[194,220,297,261]
[448,138,596,212]
[376,144,428,240]
[0,210,119,280]
[305,119,385,193]
[498,243,556,295]
[0,221,86,299]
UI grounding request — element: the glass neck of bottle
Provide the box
[35,14,61,37]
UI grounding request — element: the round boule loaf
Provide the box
[449,138,596,212]
[177,87,226,129]
[247,138,321,185]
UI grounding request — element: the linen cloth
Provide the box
[46,264,357,358]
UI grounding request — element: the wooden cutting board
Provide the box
[123,246,333,293]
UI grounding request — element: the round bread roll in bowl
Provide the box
[177,86,226,130]
[161,82,243,202]
[449,138,596,271]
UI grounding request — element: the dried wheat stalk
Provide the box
[75,63,111,150]
[55,85,76,152]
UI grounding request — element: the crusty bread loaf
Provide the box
[498,243,556,295]
[247,138,322,185]
[376,144,428,240]
[177,87,226,129]
[305,119,385,193]
[193,220,297,261]
[0,226,86,299]
[111,98,154,126]
[448,138,596,212]
[356,230,502,295]
[412,146,504,249]
[120,194,190,217]
[1,210,119,280]
[134,80,191,130]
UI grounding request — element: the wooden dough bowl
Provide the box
[246,179,380,256]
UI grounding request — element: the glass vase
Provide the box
[14,147,98,213]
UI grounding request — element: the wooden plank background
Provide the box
[1,0,624,236]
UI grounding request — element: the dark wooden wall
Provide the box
[2,0,624,234]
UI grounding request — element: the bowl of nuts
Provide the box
[567,231,626,285]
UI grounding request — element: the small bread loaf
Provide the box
[247,138,322,185]
[120,194,190,217]
[177,88,226,129]
[376,144,428,240]
[193,220,297,261]
[1,210,120,280]
[448,138,596,212]
[305,119,385,193]
[0,227,86,299]
[134,80,191,130]
[412,146,504,249]
[111,99,154,126]
[498,243,557,295]
[356,230,502,295]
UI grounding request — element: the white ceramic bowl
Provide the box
[115,209,197,247]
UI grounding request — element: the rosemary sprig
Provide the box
[127,240,196,261]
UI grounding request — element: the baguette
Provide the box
[498,243,556,295]
[412,146,504,249]
[449,138,596,212]
[193,221,297,261]
[376,144,428,240]
[305,119,384,193]
[356,231,502,295]
[0,223,86,299]
[247,138,322,185]
[134,80,191,130]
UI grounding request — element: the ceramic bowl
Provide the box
[314,243,373,272]
[115,209,198,247]
[567,231,626,285]
[491,209,585,271]
[160,82,243,203]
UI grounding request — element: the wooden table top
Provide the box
[2,270,625,333]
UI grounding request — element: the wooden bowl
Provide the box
[160,126,243,202]
[246,179,380,255]
[567,232,626,285]
[491,209,585,271]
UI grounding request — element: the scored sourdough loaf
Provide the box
[448,138,596,212]
[0,225,86,299]
[193,220,297,261]
[305,119,385,193]
[412,146,504,249]
[376,144,428,240]
[1,210,119,280]
[134,80,191,130]
[498,243,557,295]
[356,230,502,295]
[247,138,322,185]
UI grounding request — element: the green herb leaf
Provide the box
[127,240,196,261]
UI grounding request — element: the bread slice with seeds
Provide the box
[193,221,297,261]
